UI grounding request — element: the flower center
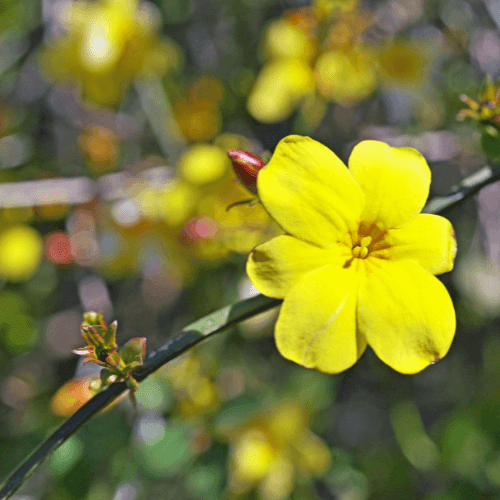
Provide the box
[352,236,372,259]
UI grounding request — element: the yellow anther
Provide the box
[361,236,372,247]
[352,236,371,259]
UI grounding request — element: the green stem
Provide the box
[1,161,499,499]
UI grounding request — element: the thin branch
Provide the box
[1,160,500,499]
[0,294,281,500]
[424,164,500,215]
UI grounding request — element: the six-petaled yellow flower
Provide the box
[247,135,456,374]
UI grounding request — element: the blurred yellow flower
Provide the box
[163,353,219,419]
[247,6,378,123]
[178,144,231,185]
[247,136,457,374]
[222,402,330,499]
[0,225,43,281]
[377,40,429,85]
[313,0,358,17]
[174,76,225,142]
[262,18,317,61]
[315,46,378,106]
[134,139,280,268]
[247,59,315,124]
[42,0,180,107]
[79,126,120,174]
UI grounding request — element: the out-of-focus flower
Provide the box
[247,136,456,374]
[247,6,377,124]
[42,0,180,107]
[313,0,358,17]
[133,137,280,269]
[50,376,95,417]
[377,40,429,86]
[179,144,231,185]
[163,353,219,419]
[248,59,316,124]
[44,231,74,265]
[79,126,120,174]
[174,76,225,142]
[247,13,317,124]
[220,402,330,500]
[0,225,43,281]
[315,46,377,106]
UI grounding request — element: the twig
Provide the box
[423,164,500,215]
[0,294,281,500]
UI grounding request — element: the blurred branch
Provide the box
[424,163,500,215]
[0,293,281,500]
[484,0,500,32]
[1,161,499,211]
[135,79,187,164]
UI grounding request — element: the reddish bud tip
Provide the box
[227,150,266,196]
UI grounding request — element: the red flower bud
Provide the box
[227,150,266,196]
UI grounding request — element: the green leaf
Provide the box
[481,133,500,159]
[120,337,146,368]
[106,351,121,367]
[103,320,118,348]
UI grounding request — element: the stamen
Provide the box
[361,236,372,247]
[352,236,371,259]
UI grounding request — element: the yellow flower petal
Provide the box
[247,235,351,299]
[258,136,364,247]
[275,264,366,373]
[348,141,431,229]
[375,214,456,275]
[358,259,455,374]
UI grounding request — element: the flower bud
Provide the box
[227,150,266,196]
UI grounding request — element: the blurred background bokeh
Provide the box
[1,0,500,498]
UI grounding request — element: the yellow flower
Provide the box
[247,136,456,374]
[42,0,179,107]
[224,402,330,500]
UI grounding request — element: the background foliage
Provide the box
[0,0,499,499]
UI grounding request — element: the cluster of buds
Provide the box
[73,312,146,407]
[457,76,500,144]
[226,150,267,211]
